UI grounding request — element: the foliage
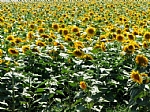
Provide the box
[0,0,150,112]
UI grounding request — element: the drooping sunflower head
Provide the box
[85,27,96,36]
[101,42,106,51]
[116,34,124,42]
[142,41,149,49]
[64,35,73,42]
[14,37,22,44]
[40,34,49,39]
[74,41,84,49]
[29,24,35,30]
[36,40,46,46]
[82,54,93,61]
[130,70,143,84]
[99,35,107,42]
[8,48,19,55]
[27,31,34,40]
[79,81,87,90]
[22,45,30,54]
[135,54,148,67]
[6,35,15,41]
[73,49,84,58]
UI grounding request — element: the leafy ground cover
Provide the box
[0,0,150,112]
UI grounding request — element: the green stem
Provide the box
[12,71,15,112]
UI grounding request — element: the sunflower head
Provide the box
[29,24,35,29]
[116,34,124,42]
[82,54,93,61]
[144,32,150,40]
[36,40,46,46]
[116,28,122,34]
[7,35,14,41]
[52,23,59,31]
[85,27,96,36]
[74,41,84,49]
[14,38,22,44]
[79,81,87,90]
[130,70,143,84]
[73,49,84,58]
[71,26,79,33]
[128,34,135,41]
[128,43,135,52]
[142,41,149,49]
[8,48,19,55]
[40,34,49,38]
[101,42,106,51]
[38,27,45,33]
[22,45,30,54]
[62,28,69,36]
[27,31,34,40]
[135,54,148,67]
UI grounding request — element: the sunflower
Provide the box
[79,81,87,90]
[101,42,106,51]
[40,34,49,38]
[82,17,89,22]
[128,43,135,52]
[29,24,35,29]
[123,43,135,54]
[135,54,148,67]
[85,27,96,36]
[130,70,143,84]
[140,73,149,83]
[74,41,84,49]
[94,44,101,49]
[22,45,30,53]
[64,35,72,42]
[8,48,19,55]
[71,26,79,33]
[52,23,59,31]
[142,41,149,49]
[73,49,84,58]
[36,40,46,46]
[0,17,4,22]
[27,31,34,40]
[116,34,124,42]
[6,35,14,41]
[144,32,150,40]
[62,28,69,36]
[127,34,135,41]
[31,47,39,53]
[82,54,93,60]
[14,37,22,44]
[99,35,107,42]
[116,28,122,34]
[38,27,45,33]
[0,49,2,56]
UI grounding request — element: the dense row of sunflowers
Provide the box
[0,0,150,111]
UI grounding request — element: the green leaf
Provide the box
[56,90,65,96]
[76,104,86,111]
[36,88,44,93]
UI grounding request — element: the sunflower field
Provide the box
[0,0,150,112]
